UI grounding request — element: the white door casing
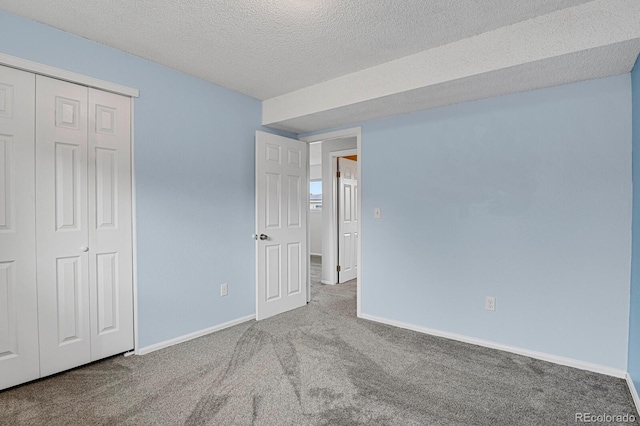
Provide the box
[88,88,134,360]
[338,158,358,283]
[256,131,308,320]
[36,75,92,377]
[0,65,40,389]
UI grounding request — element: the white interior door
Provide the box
[88,88,134,360]
[0,65,40,389]
[36,75,92,377]
[338,157,357,283]
[255,131,307,320]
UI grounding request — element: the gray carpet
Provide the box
[1,257,638,425]
[310,254,322,285]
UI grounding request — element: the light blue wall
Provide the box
[0,11,290,348]
[364,76,632,369]
[304,76,633,370]
[630,55,640,388]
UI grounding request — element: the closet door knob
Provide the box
[80,246,89,252]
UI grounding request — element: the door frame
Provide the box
[0,52,139,97]
[130,98,140,355]
[0,53,141,354]
[301,127,362,317]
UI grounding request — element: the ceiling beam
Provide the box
[263,0,640,133]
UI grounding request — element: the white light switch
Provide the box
[221,283,228,297]
[374,208,381,219]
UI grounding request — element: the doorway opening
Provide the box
[302,128,362,317]
[309,142,323,288]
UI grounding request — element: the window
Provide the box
[310,180,322,210]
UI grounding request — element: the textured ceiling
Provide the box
[3,0,639,134]
[0,0,590,100]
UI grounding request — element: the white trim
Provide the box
[255,132,261,313]
[130,97,140,355]
[356,130,362,317]
[306,140,311,303]
[0,52,139,97]
[326,148,356,157]
[300,128,360,144]
[321,280,335,285]
[310,253,322,257]
[138,315,255,355]
[359,313,627,378]
[626,373,640,414]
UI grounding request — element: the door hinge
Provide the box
[337,171,341,178]
[337,265,341,272]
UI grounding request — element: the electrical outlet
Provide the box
[221,283,228,297]
[374,208,381,219]
[485,296,495,311]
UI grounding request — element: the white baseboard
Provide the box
[310,253,322,257]
[320,280,335,285]
[358,313,627,379]
[626,373,640,413]
[137,314,255,355]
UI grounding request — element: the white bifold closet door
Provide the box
[35,75,133,377]
[87,86,133,362]
[0,65,40,389]
[36,76,91,376]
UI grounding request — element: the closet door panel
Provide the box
[0,65,39,390]
[36,75,91,377]
[88,89,133,359]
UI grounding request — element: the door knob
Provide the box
[253,234,268,240]
[80,246,89,252]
